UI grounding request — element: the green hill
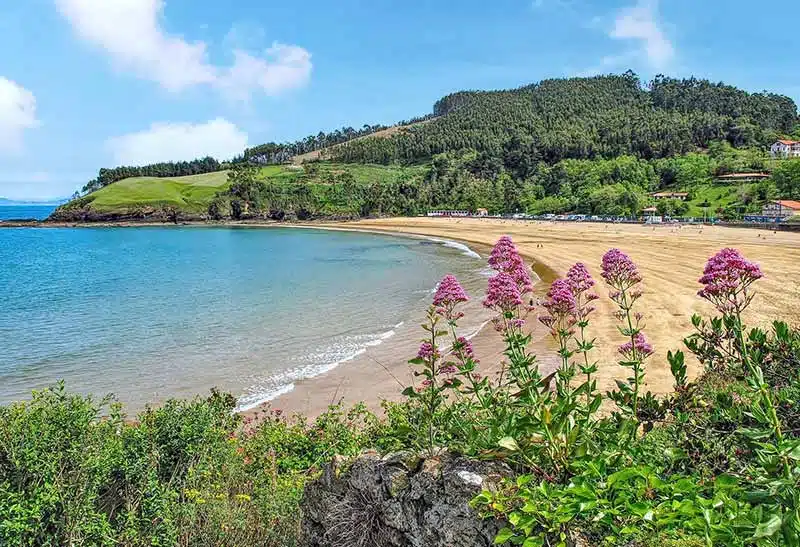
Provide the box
[52,72,800,222]
[51,163,429,221]
[87,171,230,213]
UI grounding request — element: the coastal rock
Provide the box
[301,450,511,547]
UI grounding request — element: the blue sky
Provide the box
[0,0,799,200]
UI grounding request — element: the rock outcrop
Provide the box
[302,450,511,547]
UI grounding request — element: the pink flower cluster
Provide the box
[452,336,476,361]
[618,332,654,359]
[601,249,642,289]
[483,272,523,313]
[566,262,595,294]
[484,236,534,330]
[539,278,579,335]
[698,248,763,313]
[542,278,577,317]
[433,274,469,320]
[566,263,599,320]
[417,342,440,361]
[488,235,534,294]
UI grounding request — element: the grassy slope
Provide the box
[683,183,753,217]
[88,171,230,213]
[76,163,428,216]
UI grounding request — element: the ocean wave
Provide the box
[235,326,399,412]
[424,237,481,259]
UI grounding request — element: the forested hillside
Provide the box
[56,72,800,222]
[328,73,798,169]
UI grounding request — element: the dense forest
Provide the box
[71,72,800,221]
[204,142,795,221]
[328,73,798,168]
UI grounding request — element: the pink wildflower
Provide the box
[698,248,763,313]
[566,263,595,295]
[433,274,469,319]
[417,342,440,361]
[483,272,523,312]
[601,249,642,289]
[618,333,654,359]
[542,278,577,317]
[488,236,533,294]
[438,364,458,375]
[451,336,476,360]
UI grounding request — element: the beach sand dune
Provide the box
[272,218,800,418]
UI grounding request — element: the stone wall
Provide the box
[302,450,511,547]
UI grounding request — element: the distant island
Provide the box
[0,197,68,206]
[48,72,800,224]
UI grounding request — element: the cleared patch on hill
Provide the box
[291,121,435,164]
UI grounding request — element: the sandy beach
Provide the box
[269,218,800,418]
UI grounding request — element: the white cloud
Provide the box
[219,45,312,101]
[0,77,39,154]
[107,119,248,166]
[55,0,312,97]
[610,0,674,69]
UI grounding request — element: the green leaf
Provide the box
[753,515,782,539]
[494,527,515,544]
[498,437,520,452]
[522,538,544,547]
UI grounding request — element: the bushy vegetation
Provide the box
[0,386,391,546]
[3,236,799,545]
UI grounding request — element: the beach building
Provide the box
[426,210,471,217]
[770,140,800,158]
[651,192,689,200]
[476,208,489,217]
[642,206,663,224]
[714,173,771,182]
[761,200,800,219]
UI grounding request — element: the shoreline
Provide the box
[256,233,559,420]
[244,224,562,420]
[323,218,800,398]
[6,217,800,419]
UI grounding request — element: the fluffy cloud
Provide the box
[610,0,674,69]
[55,0,312,97]
[107,118,248,166]
[220,45,312,101]
[0,77,39,154]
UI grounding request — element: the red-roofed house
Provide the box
[762,200,800,218]
[770,140,800,158]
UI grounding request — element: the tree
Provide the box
[772,160,800,199]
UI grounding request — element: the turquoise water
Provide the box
[0,226,486,411]
[0,205,56,220]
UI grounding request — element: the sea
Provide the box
[0,225,490,412]
[0,205,57,221]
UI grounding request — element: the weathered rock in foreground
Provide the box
[302,450,511,547]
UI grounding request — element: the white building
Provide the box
[770,140,800,158]
[761,200,800,219]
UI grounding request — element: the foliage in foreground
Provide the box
[0,388,387,546]
[392,238,800,546]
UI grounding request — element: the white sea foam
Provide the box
[235,327,399,412]
[425,237,482,259]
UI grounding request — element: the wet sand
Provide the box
[268,218,800,418]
